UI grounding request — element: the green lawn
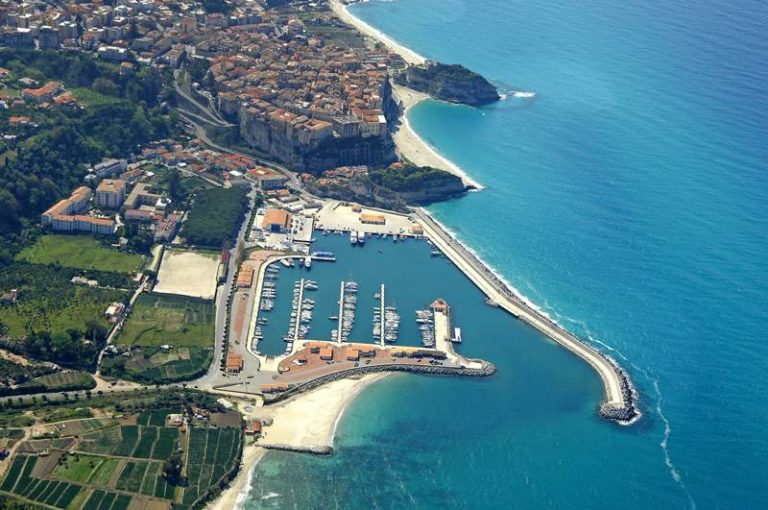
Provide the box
[16,235,144,274]
[116,293,214,348]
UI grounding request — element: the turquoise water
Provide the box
[246,0,768,508]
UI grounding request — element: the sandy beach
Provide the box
[391,85,484,189]
[330,1,483,190]
[329,0,426,65]
[207,444,266,510]
[258,373,390,450]
[206,374,390,509]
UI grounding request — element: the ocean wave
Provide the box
[632,365,697,509]
[499,90,537,100]
[233,464,257,510]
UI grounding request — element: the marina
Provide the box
[245,235,472,359]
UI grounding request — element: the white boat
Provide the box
[304,256,312,269]
[350,231,358,244]
[453,327,462,343]
[358,232,365,244]
[280,259,292,268]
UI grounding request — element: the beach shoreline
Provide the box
[207,444,266,510]
[329,0,484,190]
[206,374,389,510]
[329,0,426,66]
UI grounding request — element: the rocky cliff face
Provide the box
[306,172,468,212]
[238,109,397,173]
[395,62,500,106]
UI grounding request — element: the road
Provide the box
[172,69,233,128]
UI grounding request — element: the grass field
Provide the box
[116,294,215,347]
[16,235,144,274]
[53,453,119,486]
[71,87,122,107]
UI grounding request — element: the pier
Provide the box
[336,281,345,344]
[413,209,637,423]
[292,278,305,344]
[378,284,385,346]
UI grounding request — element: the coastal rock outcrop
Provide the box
[395,61,500,106]
[305,167,469,212]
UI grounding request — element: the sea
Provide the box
[243,0,768,508]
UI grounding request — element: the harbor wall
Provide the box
[412,209,639,424]
[263,360,496,405]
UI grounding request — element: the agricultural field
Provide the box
[0,455,83,509]
[18,371,96,393]
[116,294,215,348]
[182,426,242,506]
[153,250,220,299]
[101,346,213,384]
[53,453,120,485]
[16,235,144,274]
[0,263,130,369]
[106,293,214,384]
[78,422,180,462]
[0,283,125,343]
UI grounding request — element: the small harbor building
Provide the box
[262,208,292,233]
[225,353,244,373]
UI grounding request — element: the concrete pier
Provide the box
[413,209,638,423]
[379,284,386,346]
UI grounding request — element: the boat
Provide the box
[280,259,292,268]
[311,251,337,262]
[329,315,338,321]
[304,256,312,269]
[350,231,358,244]
[453,327,462,343]
[358,232,365,244]
[431,250,442,257]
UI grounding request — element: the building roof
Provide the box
[262,208,290,228]
[226,353,243,370]
[97,179,126,193]
[360,213,385,223]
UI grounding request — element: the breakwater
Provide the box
[413,208,639,424]
[263,359,496,405]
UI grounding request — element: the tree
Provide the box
[93,77,119,97]
[163,452,186,486]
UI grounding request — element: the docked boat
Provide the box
[358,231,365,244]
[280,258,293,268]
[350,231,358,244]
[311,251,337,262]
[304,256,312,269]
[452,327,462,343]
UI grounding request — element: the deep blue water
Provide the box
[246,1,768,508]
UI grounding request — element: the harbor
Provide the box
[226,200,633,423]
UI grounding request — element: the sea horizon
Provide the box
[244,0,768,508]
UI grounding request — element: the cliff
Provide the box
[305,165,468,211]
[394,61,500,106]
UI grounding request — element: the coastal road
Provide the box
[412,209,630,414]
